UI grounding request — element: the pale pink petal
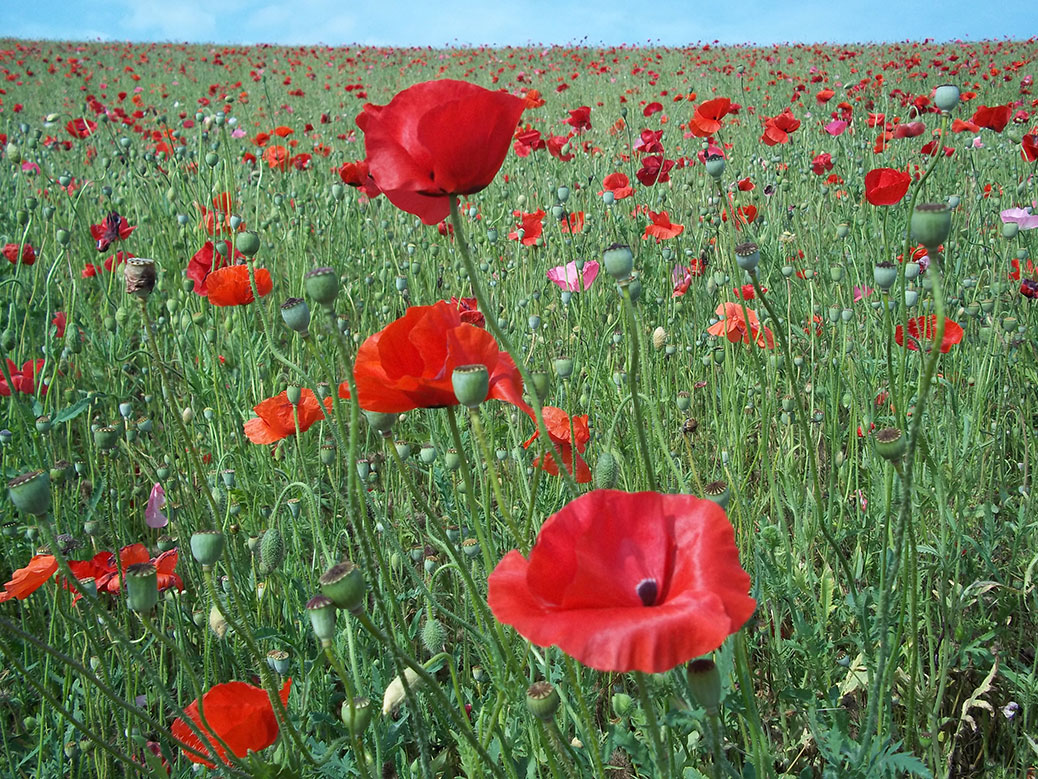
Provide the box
[146,483,168,529]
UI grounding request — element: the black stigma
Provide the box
[636,578,658,607]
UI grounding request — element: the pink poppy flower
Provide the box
[547,260,599,292]
[824,120,848,136]
[1001,207,1038,231]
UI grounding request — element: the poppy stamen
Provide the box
[636,578,659,607]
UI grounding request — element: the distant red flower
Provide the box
[0,554,58,603]
[737,177,754,191]
[170,679,292,768]
[708,302,774,349]
[197,194,240,237]
[811,152,834,175]
[635,155,675,186]
[451,296,485,328]
[187,241,244,296]
[523,406,591,483]
[721,204,758,226]
[205,265,273,306]
[546,134,574,161]
[263,145,290,170]
[565,106,592,132]
[509,209,545,246]
[522,89,545,109]
[2,242,36,265]
[643,101,663,117]
[733,284,760,300]
[972,104,1013,133]
[634,129,665,155]
[761,108,801,145]
[559,211,585,233]
[89,212,135,253]
[816,88,835,103]
[52,312,67,339]
[356,80,525,225]
[0,359,46,396]
[66,118,98,139]
[488,489,756,672]
[272,125,294,137]
[643,210,684,241]
[352,301,525,413]
[337,160,382,198]
[689,97,731,137]
[244,388,332,445]
[1021,134,1038,162]
[895,315,963,353]
[864,167,911,206]
[892,121,926,139]
[600,172,635,200]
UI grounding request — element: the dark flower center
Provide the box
[636,578,659,607]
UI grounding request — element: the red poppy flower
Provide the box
[864,167,911,206]
[337,160,382,198]
[2,242,36,265]
[816,88,835,103]
[0,359,46,396]
[170,679,292,768]
[89,213,136,252]
[634,129,665,155]
[90,544,184,594]
[761,108,801,146]
[509,209,545,246]
[352,300,525,413]
[244,388,333,445]
[522,89,545,109]
[643,210,684,241]
[600,172,635,200]
[546,134,574,162]
[688,97,731,137]
[522,406,591,483]
[950,118,980,133]
[273,125,294,138]
[66,118,98,139]
[52,312,67,339]
[635,155,675,187]
[356,80,525,225]
[892,121,926,139]
[643,102,663,117]
[894,315,964,353]
[187,241,244,296]
[559,211,585,234]
[488,489,756,673]
[565,106,592,132]
[972,104,1012,133]
[707,302,774,349]
[205,265,273,306]
[721,204,758,227]
[1021,134,1038,162]
[810,152,834,176]
[197,194,240,237]
[0,554,58,603]
[450,296,485,328]
[263,145,290,170]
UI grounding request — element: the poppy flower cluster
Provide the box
[171,679,292,768]
[522,406,592,483]
[244,388,333,445]
[488,489,755,672]
[355,79,525,225]
[352,301,525,413]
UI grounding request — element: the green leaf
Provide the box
[53,395,95,425]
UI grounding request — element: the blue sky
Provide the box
[2,0,1035,47]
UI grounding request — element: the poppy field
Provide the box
[1,36,1037,778]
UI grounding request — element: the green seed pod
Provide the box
[306,594,338,644]
[526,681,561,721]
[8,470,51,516]
[190,529,225,567]
[594,450,620,489]
[341,697,373,737]
[451,364,489,408]
[421,617,445,655]
[910,203,952,250]
[235,231,261,257]
[873,261,898,291]
[704,480,730,510]
[304,267,339,307]
[319,561,366,613]
[602,243,634,280]
[257,527,284,575]
[126,562,159,613]
[874,427,907,461]
[687,658,722,715]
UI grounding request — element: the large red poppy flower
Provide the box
[688,97,731,137]
[0,554,58,603]
[707,302,774,349]
[0,359,46,396]
[864,167,911,206]
[205,265,273,306]
[81,544,183,594]
[2,242,36,265]
[187,241,244,296]
[356,80,525,225]
[170,679,292,768]
[244,388,333,445]
[522,406,591,483]
[761,108,801,145]
[643,210,684,241]
[353,301,525,413]
[894,315,964,353]
[972,104,1012,133]
[635,155,675,186]
[488,489,756,673]
[600,172,635,200]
